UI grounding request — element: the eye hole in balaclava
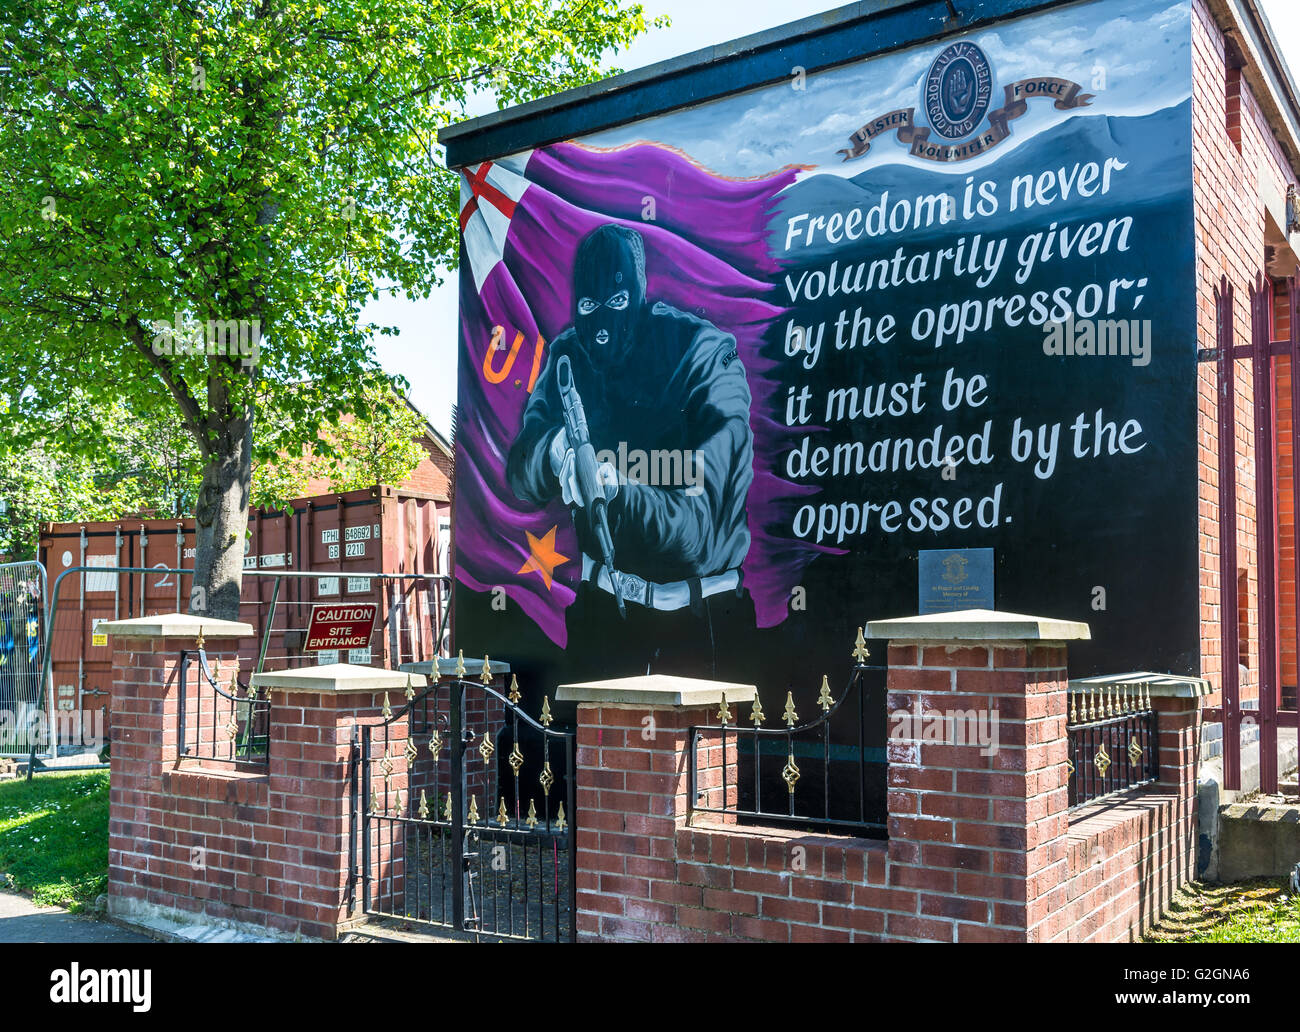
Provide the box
[573,224,647,365]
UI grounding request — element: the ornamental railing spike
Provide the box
[1069,690,1077,725]
[418,789,429,820]
[526,799,539,829]
[467,795,480,824]
[852,626,870,664]
[555,802,567,831]
[381,692,392,720]
[442,793,452,822]
[751,694,766,727]
[783,691,798,728]
[717,692,731,726]
[497,797,509,827]
[539,696,553,727]
[455,650,466,678]
[405,672,415,700]
[817,674,834,712]
[481,655,493,685]
[508,674,521,704]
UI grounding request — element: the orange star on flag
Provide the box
[517,525,568,590]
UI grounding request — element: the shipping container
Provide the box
[39,485,451,748]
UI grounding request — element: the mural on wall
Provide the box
[454,0,1197,702]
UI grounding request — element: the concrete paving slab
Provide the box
[0,890,152,943]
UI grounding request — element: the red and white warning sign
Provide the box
[304,603,378,651]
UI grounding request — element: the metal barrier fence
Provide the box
[243,569,451,673]
[0,561,49,758]
[1066,682,1158,808]
[32,565,450,770]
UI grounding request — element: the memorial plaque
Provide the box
[918,548,994,615]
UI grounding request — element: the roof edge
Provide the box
[1214,0,1300,177]
[439,0,1081,169]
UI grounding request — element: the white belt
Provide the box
[581,554,740,612]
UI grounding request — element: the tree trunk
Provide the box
[191,406,253,622]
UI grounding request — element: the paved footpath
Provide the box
[0,889,153,943]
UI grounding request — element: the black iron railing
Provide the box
[178,643,270,769]
[687,630,886,838]
[1067,683,1157,808]
[356,661,577,942]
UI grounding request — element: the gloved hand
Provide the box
[549,428,618,508]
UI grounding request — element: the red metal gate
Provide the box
[1214,272,1300,793]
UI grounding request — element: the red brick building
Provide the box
[1193,0,1300,789]
[95,0,1300,945]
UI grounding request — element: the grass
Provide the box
[0,771,109,911]
[1145,879,1300,942]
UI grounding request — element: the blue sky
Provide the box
[367,0,1300,437]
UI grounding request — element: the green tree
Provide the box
[0,0,657,617]
[0,391,203,557]
[325,384,428,493]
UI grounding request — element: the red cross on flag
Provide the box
[459,153,532,292]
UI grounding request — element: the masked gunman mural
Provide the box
[454,0,1198,710]
[504,224,755,677]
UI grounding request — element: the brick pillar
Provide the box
[1153,686,1206,885]
[249,664,425,939]
[103,611,425,941]
[102,615,253,928]
[867,610,1089,943]
[555,676,754,942]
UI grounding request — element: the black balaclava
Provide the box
[572,224,647,366]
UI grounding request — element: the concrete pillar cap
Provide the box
[400,657,512,677]
[866,608,1090,642]
[251,664,428,694]
[100,614,254,639]
[556,674,756,708]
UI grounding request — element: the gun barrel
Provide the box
[554,356,623,615]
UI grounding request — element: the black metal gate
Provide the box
[353,665,576,942]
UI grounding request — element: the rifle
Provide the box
[555,355,624,617]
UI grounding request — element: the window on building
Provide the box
[1226,43,1244,154]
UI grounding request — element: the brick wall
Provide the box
[570,638,1201,943]
[107,628,398,940]
[1193,0,1299,708]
